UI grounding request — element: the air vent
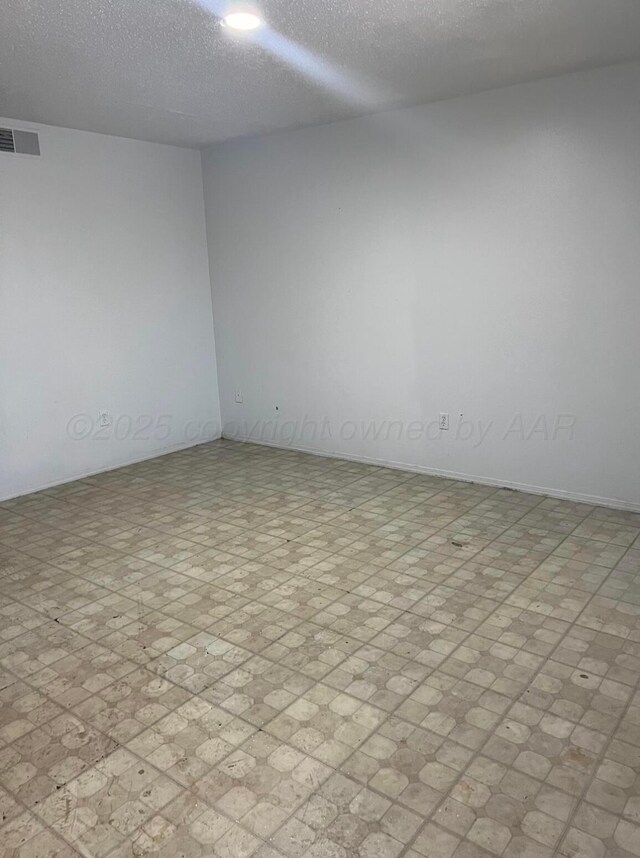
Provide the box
[0,128,15,153]
[0,127,40,156]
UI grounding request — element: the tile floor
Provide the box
[1,440,640,858]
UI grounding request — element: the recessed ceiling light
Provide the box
[221,11,264,31]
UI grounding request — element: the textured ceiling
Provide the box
[2,0,640,148]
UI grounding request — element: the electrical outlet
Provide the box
[439,412,449,431]
[234,388,243,404]
[98,411,112,428]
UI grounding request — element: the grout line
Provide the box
[382,507,619,855]
[1,441,639,856]
[554,664,640,857]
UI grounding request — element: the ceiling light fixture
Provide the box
[221,11,264,31]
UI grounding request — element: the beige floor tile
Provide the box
[1,439,639,855]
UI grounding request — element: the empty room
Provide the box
[2,1,640,856]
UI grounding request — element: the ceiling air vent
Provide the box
[0,128,15,153]
[0,127,40,156]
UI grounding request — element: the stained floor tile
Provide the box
[1,439,639,856]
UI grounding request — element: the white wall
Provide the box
[1,119,221,499]
[202,63,640,510]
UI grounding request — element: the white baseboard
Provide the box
[222,432,640,513]
[1,434,222,502]
[6,431,637,514]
